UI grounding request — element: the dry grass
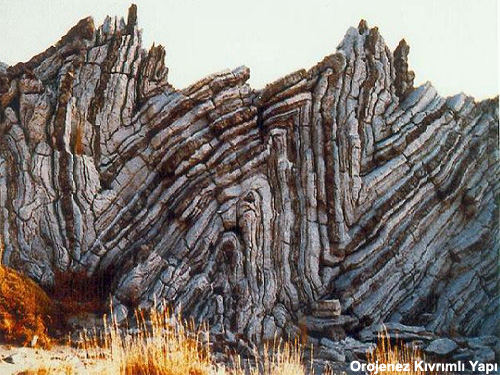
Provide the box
[17,304,310,375]
[241,339,307,375]
[100,306,213,375]
[85,306,308,375]
[367,327,432,375]
[4,307,439,375]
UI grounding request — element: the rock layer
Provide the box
[0,6,498,344]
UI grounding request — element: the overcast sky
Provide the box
[0,0,498,99]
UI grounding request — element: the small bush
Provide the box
[0,266,54,348]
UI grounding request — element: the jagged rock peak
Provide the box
[0,62,8,74]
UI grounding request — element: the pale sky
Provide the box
[0,0,498,99]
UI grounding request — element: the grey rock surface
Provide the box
[359,322,436,342]
[0,6,498,346]
[312,299,342,317]
[425,338,458,356]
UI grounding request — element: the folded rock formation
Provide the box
[0,5,498,344]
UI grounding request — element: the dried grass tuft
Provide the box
[367,327,433,375]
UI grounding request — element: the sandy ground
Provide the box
[0,345,116,375]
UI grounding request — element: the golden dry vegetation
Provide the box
[11,307,306,375]
[367,328,437,375]
[0,266,54,348]
[5,313,434,375]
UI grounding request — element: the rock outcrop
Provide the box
[0,5,498,346]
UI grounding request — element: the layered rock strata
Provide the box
[0,6,498,345]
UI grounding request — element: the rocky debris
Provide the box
[456,336,500,363]
[425,338,458,356]
[319,336,376,361]
[3,351,29,365]
[66,312,103,332]
[317,345,346,362]
[359,322,436,342]
[0,4,498,347]
[358,323,499,364]
[471,347,496,363]
[342,338,377,359]
[311,336,379,374]
[467,335,499,350]
[311,299,341,317]
[305,315,358,341]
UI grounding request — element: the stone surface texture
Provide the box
[0,6,498,346]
